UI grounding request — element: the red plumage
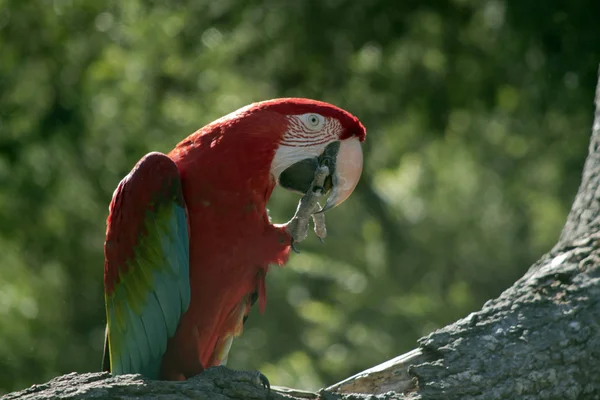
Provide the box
[161,102,293,379]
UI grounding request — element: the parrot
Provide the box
[102,98,366,384]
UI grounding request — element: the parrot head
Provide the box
[257,98,366,212]
[174,98,365,212]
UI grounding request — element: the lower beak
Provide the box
[278,138,363,211]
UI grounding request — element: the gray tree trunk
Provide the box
[4,69,600,400]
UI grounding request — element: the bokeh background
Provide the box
[1,0,599,394]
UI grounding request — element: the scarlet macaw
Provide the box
[102,98,366,382]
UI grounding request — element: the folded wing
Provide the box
[103,152,190,379]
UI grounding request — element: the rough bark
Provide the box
[4,69,600,400]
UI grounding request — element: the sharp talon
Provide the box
[259,372,271,394]
[291,239,300,253]
[319,237,325,244]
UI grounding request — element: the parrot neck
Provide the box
[171,139,292,294]
[168,111,293,268]
[169,111,288,213]
[172,146,276,207]
[172,136,291,261]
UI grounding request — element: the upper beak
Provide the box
[320,137,363,212]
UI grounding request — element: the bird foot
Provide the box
[189,366,271,397]
[283,165,329,252]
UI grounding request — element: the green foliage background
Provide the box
[0,0,599,393]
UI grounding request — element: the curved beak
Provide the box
[320,137,363,212]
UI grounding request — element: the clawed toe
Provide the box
[291,239,301,254]
[258,371,270,392]
[194,366,272,396]
[283,165,330,251]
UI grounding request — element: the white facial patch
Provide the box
[270,143,328,181]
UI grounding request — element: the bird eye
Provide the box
[300,113,324,130]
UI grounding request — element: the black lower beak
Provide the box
[279,157,320,194]
[278,142,340,194]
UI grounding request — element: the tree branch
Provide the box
[558,65,600,246]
